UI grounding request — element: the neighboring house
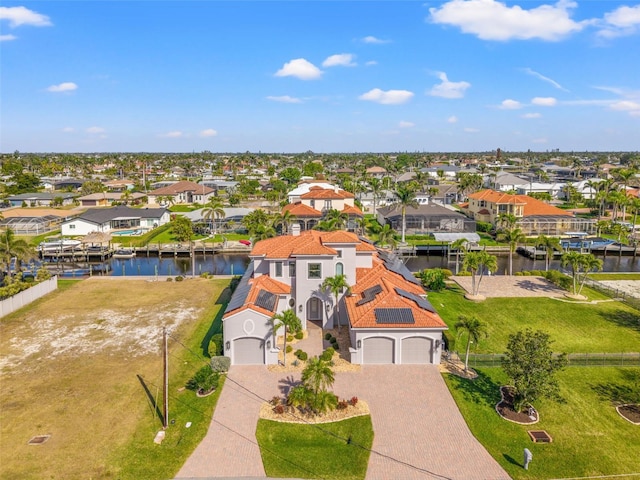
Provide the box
[515,182,564,199]
[366,166,387,178]
[283,185,363,231]
[492,172,529,192]
[377,203,475,235]
[77,192,147,207]
[104,179,135,191]
[61,205,169,236]
[147,180,214,205]
[223,229,447,365]
[8,192,76,207]
[461,189,596,235]
[287,180,336,203]
[199,180,239,194]
[422,165,460,179]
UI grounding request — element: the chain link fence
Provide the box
[459,352,640,368]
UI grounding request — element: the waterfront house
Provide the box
[147,180,214,206]
[223,228,447,365]
[61,206,169,236]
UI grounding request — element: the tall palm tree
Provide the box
[324,209,348,230]
[273,209,296,235]
[269,309,302,367]
[561,251,585,296]
[497,226,526,275]
[394,184,418,243]
[454,315,487,372]
[461,251,497,297]
[375,223,397,250]
[202,198,225,235]
[321,274,350,331]
[450,238,468,274]
[0,228,36,276]
[536,235,561,271]
[368,177,383,215]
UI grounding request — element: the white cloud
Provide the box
[499,99,523,109]
[266,95,303,104]
[322,53,356,67]
[358,88,414,105]
[531,96,557,106]
[275,58,322,80]
[0,6,52,27]
[362,35,389,44]
[86,127,105,134]
[365,60,378,66]
[428,72,470,99]
[429,0,586,41]
[160,131,183,138]
[46,82,78,93]
[0,34,17,41]
[522,112,542,118]
[399,121,415,128]
[62,127,75,133]
[464,127,480,133]
[200,129,218,137]
[522,67,568,91]
[598,4,640,38]
[610,100,640,116]
[447,115,458,123]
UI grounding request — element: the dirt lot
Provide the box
[599,280,640,299]
[451,275,567,298]
[0,278,222,479]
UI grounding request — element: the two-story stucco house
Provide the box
[223,227,447,365]
[147,180,214,206]
[282,185,363,231]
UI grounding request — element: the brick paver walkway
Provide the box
[177,365,509,480]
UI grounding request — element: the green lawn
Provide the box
[444,367,640,480]
[256,416,374,480]
[429,286,640,354]
[590,273,640,281]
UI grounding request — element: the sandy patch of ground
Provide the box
[599,280,640,300]
[1,207,85,218]
[451,275,567,298]
[259,400,370,424]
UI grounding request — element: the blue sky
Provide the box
[1,1,639,153]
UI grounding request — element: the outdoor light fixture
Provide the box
[266,340,271,349]
[299,305,302,312]
[357,340,362,348]
[325,303,331,312]
[225,341,230,351]
[435,340,441,349]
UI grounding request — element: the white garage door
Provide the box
[233,338,264,365]
[363,337,394,364]
[401,337,432,364]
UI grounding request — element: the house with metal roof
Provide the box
[61,206,170,236]
[222,228,447,365]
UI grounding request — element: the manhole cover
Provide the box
[528,430,552,443]
[28,435,51,445]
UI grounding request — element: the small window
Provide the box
[335,262,343,276]
[275,261,283,277]
[336,250,342,258]
[69,224,76,229]
[289,262,296,277]
[308,263,321,279]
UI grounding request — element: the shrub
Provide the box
[295,349,302,356]
[337,400,348,410]
[320,347,335,361]
[286,345,293,354]
[166,277,173,282]
[440,268,453,278]
[287,334,294,343]
[419,269,447,291]
[297,351,308,361]
[273,404,285,414]
[543,270,572,290]
[186,365,219,393]
[332,342,340,351]
[270,396,281,406]
[36,268,52,282]
[210,356,231,373]
[294,331,304,340]
[349,396,358,406]
[324,332,332,341]
[175,275,184,281]
[476,221,493,233]
[208,333,224,357]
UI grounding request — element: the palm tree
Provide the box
[302,356,335,398]
[497,213,517,230]
[273,209,297,235]
[576,254,603,296]
[269,309,302,367]
[0,228,36,275]
[394,184,418,243]
[375,223,397,250]
[497,226,526,275]
[454,315,487,372]
[324,209,348,230]
[536,235,561,271]
[561,251,587,296]
[321,274,350,331]
[461,251,498,297]
[368,177,383,215]
[450,238,468,274]
[202,198,225,235]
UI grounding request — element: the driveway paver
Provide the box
[177,365,510,480]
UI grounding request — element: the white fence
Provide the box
[0,276,58,318]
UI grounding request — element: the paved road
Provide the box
[176,365,510,480]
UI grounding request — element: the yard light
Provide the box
[266,340,271,349]
[357,340,362,348]
[225,341,230,351]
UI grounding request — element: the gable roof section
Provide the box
[72,206,167,225]
[224,269,290,318]
[300,187,354,200]
[282,202,323,217]
[251,230,366,258]
[148,180,213,196]
[469,189,573,217]
[341,204,363,216]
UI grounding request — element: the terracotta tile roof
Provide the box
[250,230,338,258]
[320,230,360,244]
[366,166,387,174]
[356,241,377,252]
[469,189,573,217]
[346,255,446,329]
[282,202,322,217]
[300,187,354,199]
[342,204,363,216]
[148,180,213,196]
[224,274,290,317]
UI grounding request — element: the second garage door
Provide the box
[233,337,264,365]
[401,337,432,364]
[363,337,394,364]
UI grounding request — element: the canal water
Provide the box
[49,250,638,278]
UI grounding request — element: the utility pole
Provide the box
[163,327,169,429]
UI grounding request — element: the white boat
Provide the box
[37,239,82,252]
[112,249,136,259]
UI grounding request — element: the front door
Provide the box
[308,297,322,321]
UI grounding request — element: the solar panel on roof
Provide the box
[395,287,437,313]
[374,308,415,324]
[378,250,421,285]
[224,261,254,314]
[356,284,383,306]
[255,289,277,311]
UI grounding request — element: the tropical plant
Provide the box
[0,228,36,275]
[186,365,220,394]
[324,209,348,230]
[561,252,603,296]
[394,183,418,243]
[536,235,561,271]
[419,268,446,291]
[170,215,194,242]
[375,223,397,249]
[454,315,487,372]
[461,251,497,297]
[321,274,350,331]
[501,329,567,412]
[273,209,297,235]
[269,309,302,366]
[202,198,225,235]
[497,226,526,275]
[302,356,335,400]
[450,238,468,275]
